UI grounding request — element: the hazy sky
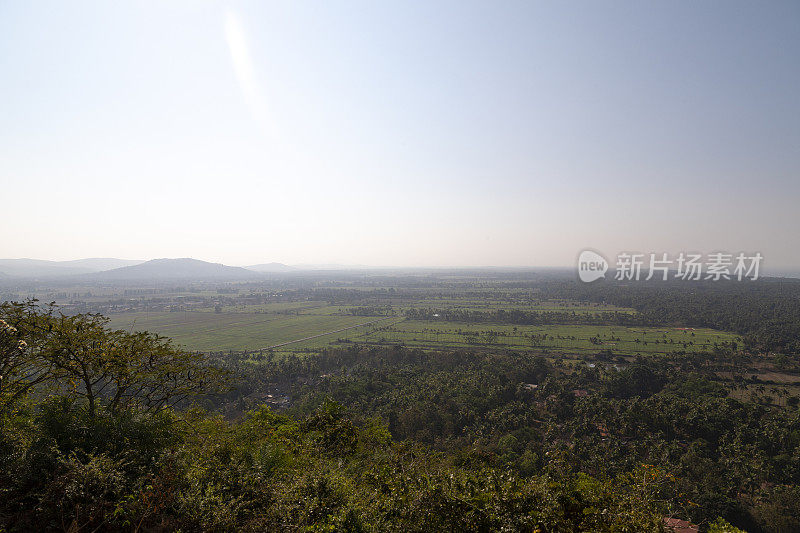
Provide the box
[1,1,798,269]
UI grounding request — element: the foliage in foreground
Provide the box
[0,398,679,532]
[223,346,800,531]
[0,301,781,531]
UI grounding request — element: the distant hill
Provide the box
[59,258,143,272]
[0,258,142,278]
[245,262,296,273]
[90,258,260,281]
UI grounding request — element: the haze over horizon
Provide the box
[2,1,798,269]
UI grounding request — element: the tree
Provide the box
[1,300,227,420]
[0,300,60,417]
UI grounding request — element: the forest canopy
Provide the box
[0,299,796,531]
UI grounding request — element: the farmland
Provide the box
[5,270,800,532]
[105,290,737,356]
[355,321,737,356]
[107,311,381,352]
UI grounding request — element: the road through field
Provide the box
[265,316,395,349]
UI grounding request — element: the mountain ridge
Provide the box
[0,258,143,278]
[88,258,260,281]
[245,262,296,273]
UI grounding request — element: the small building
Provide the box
[663,517,699,533]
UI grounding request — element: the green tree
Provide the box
[1,300,227,420]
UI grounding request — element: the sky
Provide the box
[1,1,798,270]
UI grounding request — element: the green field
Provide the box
[398,298,636,315]
[203,301,332,314]
[107,306,737,356]
[107,311,385,351]
[184,298,634,318]
[350,320,738,356]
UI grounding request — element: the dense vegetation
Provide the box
[545,279,800,355]
[224,346,800,532]
[0,301,702,532]
[401,279,800,357]
[2,293,796,531]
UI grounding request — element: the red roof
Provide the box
[663,517,699,533]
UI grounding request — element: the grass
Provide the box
[107,311,381,351]
[201,299,634,317]
[399,298,636,315]
[202,301,331,314]
[354,320,739,356]
[105,297,735,356]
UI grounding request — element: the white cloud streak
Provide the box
[224,10,269,126]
